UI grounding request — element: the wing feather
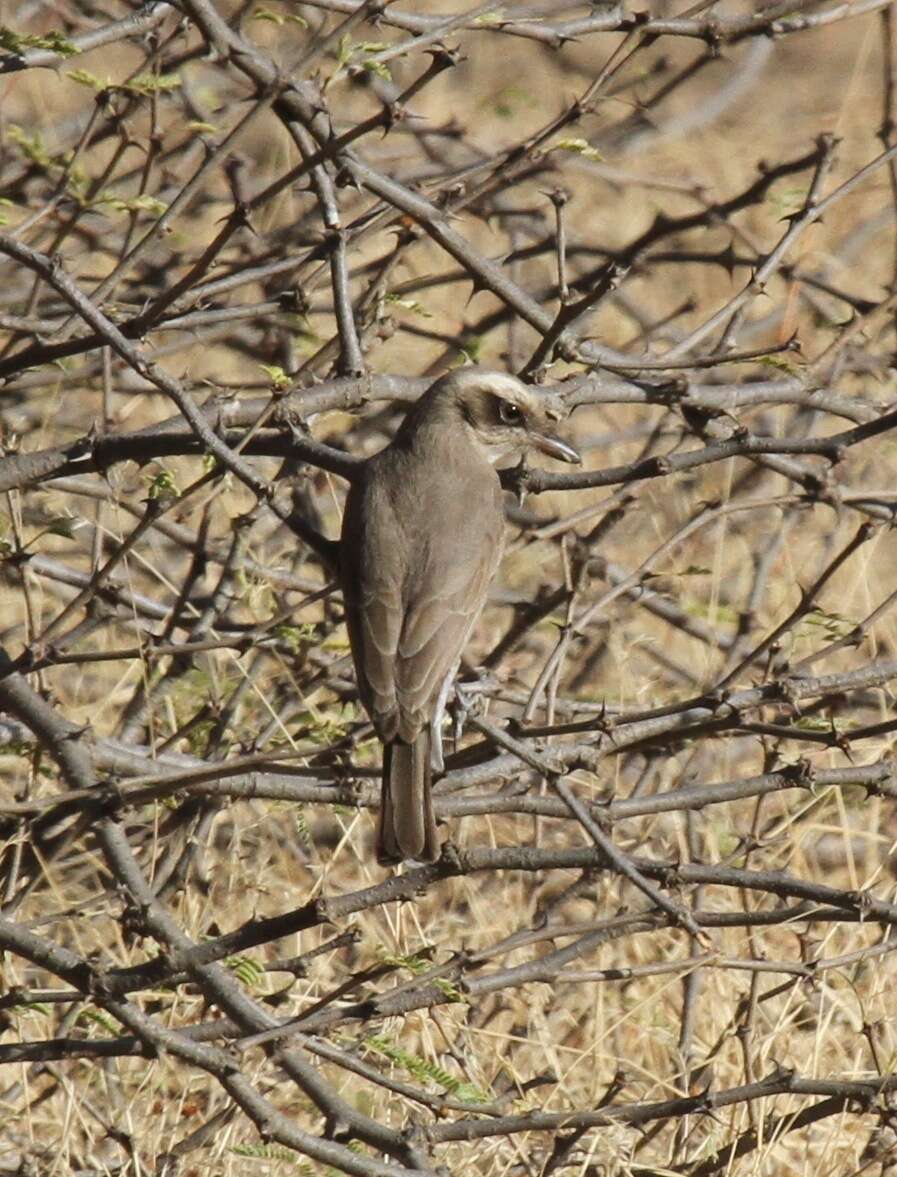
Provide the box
[393,486,503,729]
[341,441,504,745]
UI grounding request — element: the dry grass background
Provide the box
[3,1,897,1175]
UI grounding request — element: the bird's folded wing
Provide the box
[342,459,503,743]
[341,475,404,738]
[392,519,503,737]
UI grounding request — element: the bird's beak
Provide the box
[531,430,581,464]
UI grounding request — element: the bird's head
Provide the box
[410,367,581,466]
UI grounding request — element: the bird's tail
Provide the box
[378,732,439,865]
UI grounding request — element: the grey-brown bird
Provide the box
[340,367,580,865]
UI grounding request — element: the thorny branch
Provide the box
[2,2,897,1175]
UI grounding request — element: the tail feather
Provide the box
[378,732,439,865]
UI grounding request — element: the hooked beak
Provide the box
[531,430,581,465]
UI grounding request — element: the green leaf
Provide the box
[273,622,318,652]
[336,32,353,67]
[294,702,356,744]
[230,1144,314,1171]
[146,467,179,500]
[794,715,842,732]
[259,363,290,389]
[800,606,856,639]
[34,515,79,541]
[375,948,430,974]
[768,184,807,216]
[456,335,484,363]
[124,72,181,95]
[7,125,52,168]
[671,565,711,577]
[294,809,312,847]
[250,5,308,28]
[384,293,432,319]
[16,1001,52,1016]
[553,136,603,162]
[433,978,466,1002]
[454,1081,490,1103]
[756,354,800,375]
[96,192,168,218]
[62,161,89,202]
[362,1034,488,1099]
[226,955,265,987]
[714,829,741,858]
[251,7,285,23]
[362,58,392,81]
[684,598,740,624]
[68,67,108,89]
[0,26,76,56]
[77,1007,121,1035]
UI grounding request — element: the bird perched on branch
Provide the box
[340,367,580,865]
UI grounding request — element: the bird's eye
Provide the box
[498,400,524,426]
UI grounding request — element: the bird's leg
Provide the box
[431,661,488,771]
[430,670,455,774]
[451,669,495,752]
[451,685,469,756]
[431,719,445,774]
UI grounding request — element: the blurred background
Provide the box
[2,2,897,1175]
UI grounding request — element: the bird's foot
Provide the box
[451,670,496,749]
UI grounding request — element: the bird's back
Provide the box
[341,422,504,743]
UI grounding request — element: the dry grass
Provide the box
[2,2,897,1175]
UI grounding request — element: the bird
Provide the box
[339,367,580,865]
